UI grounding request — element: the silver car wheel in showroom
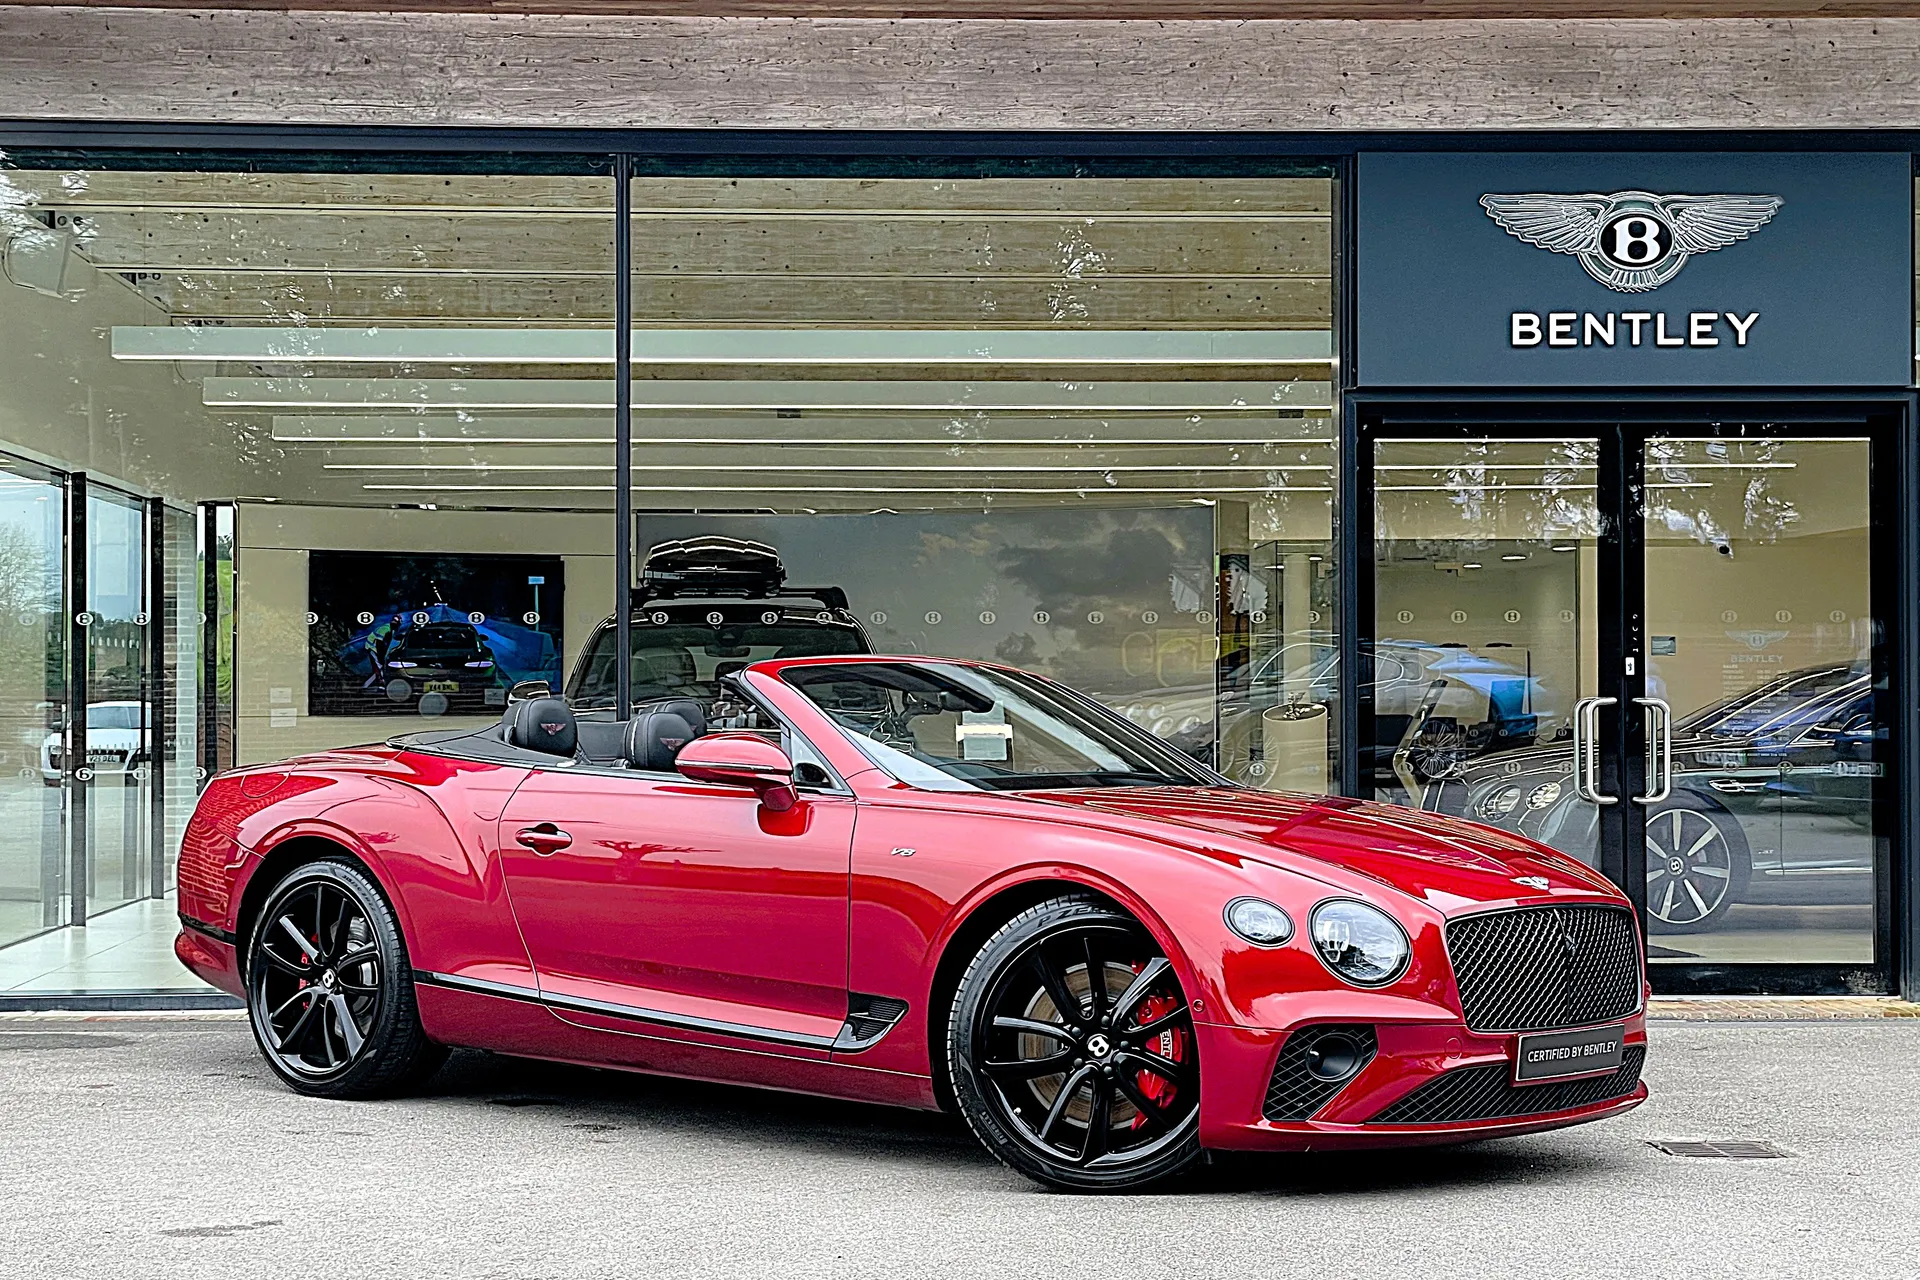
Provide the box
[1644,804,1747,932]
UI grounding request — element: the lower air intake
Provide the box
[1262,1025,1378,1122]
[1369,1045,1646,1125]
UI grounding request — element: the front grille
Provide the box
[1263,1025,1378,1121]
[1370,1046,1646,1125]
[1446,905,1642,1033]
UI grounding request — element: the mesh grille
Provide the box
[1446,905,1642,1034]
[1262,1025,1378,1121]
[1370,1045,1646,1125]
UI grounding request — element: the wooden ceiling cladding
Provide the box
[7,171,1333,328]
[3,1,1915,17]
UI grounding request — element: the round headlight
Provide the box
[1224,897,1294,947]
[1308,900,1411,987]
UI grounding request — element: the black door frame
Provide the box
[1344,391,1911,996]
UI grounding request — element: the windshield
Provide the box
[1677,666,1868,738]
[572,619,866,709]
[782,661,1220,792]
[86,704,142,730]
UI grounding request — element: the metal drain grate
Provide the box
[1649,1139,1794,1159]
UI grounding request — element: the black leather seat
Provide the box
[504,695,578,757]
[623,704,700,771]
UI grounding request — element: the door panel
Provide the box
[498,766,854,1047]
[1640,436,1881,966]
[1370,433,1610,873]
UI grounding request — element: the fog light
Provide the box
[1304,1032,1365,1083]
[1225,897,1294,947]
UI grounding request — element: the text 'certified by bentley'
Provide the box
[1513,1023,1627,1085]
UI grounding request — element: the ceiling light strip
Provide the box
[209,378,1336,412]
[358,483,1333,494]
[119,325,1334,366]
[322,462,1337,473]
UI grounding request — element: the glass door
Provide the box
[0,456,67,945]
[1639,434,1884,974]
[81,485,151,919]
[1360,414,1894,993]
[1367,430,1618,879]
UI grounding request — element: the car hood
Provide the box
[46,728,144,749]
[1018,787,1618,910]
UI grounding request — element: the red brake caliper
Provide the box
[1126,985,1189,1128]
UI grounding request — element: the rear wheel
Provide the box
[949,896,1202,1192]
[245,859,446,1098]
[1644,801,1751,934]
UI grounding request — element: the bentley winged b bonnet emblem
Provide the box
[1480,191,1784,293]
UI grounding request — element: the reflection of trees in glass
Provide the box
[1645,439,1800,547]
[0,518,64,764]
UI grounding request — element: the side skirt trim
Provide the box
[178,912,238,946]
[413,970,838,1051]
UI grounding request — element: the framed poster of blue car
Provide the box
[307,551,565,717]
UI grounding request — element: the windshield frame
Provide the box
[778,659,1229,794]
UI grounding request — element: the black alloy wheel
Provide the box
[949,895,1203,1191]
[245,859,445,1098]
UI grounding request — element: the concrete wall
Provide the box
[6,9,1920,132]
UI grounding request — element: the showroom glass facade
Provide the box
[0,139,1909,1003]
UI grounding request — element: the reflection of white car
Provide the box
[40,701,149,786]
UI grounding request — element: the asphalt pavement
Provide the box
[1,1013,1915,1280]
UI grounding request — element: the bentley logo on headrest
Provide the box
[1480,191,1784,293]
[661,737,685,749]
[540,722,567,734]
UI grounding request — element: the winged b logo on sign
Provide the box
[1480,191,1784,293]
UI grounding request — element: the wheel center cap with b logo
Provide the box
[1085,1033,1111,1059]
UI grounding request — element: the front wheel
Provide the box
[948,896,1203,1192]
[245,859,446,1098]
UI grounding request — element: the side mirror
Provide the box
[675,732,798,812]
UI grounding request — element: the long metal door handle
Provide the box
[1572,696,1619,806]
[1633,696,1673,805]
[515,823,572,855]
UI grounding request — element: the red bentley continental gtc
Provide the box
[176,656,1648,1191]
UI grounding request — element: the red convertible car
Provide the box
[175,656,1647,1191]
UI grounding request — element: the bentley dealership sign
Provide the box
[1356,153,1912,386]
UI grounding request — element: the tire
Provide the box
[1644,798,1752,935]
[245,858,447,1098]
[948,895,1203,1192]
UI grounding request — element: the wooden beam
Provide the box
[134,270,1331,325]
[6,9,1920,130]
[70,209,1326,276]
[11,170,1331,215]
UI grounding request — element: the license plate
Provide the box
[1514,1023,1626,1084]
[424,680,459,693]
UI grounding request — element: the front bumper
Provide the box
[1196,1012,1648,1152]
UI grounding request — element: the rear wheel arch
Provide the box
[236,832,404,978]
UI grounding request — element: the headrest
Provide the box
[635,696,708,737]
[623,706,698,772]
[506,696,578,757]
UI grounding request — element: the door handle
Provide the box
[1633,696,1673,806]
[1571,696,1619,805]
[515,823,572,856]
